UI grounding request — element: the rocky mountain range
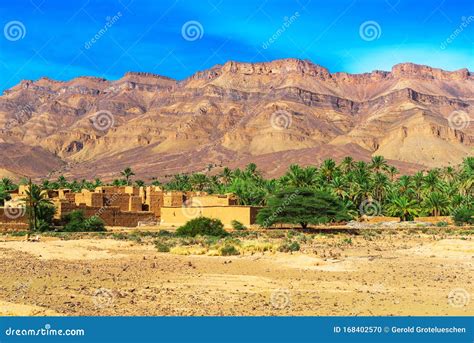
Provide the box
[0,58,472,181]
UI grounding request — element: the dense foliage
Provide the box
[256,188,351,229]
[62,210,106,232]
[176,217,228,237]
[1,156,472,226]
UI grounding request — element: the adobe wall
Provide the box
[163,192,185,207]
[55,202,155,227]
[160,206,262,228]
[189,195,238,206]
[363,216,400,223]
[0,207,28,224]
[129,196,143,212]
[105,193,131,212]
[75,191,104,207]
[414,216,453,224]
[95,186,139,195]
[0,207,29,232]
[146,193,163,218]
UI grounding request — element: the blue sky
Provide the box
[0,0,472,91]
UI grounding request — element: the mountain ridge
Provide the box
[0,58,472,181]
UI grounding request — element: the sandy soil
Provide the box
[0,231,472,316]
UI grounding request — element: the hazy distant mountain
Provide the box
[0,58,472,181]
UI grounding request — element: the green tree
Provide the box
[386,196,419,221]
[121,167,135,185]
[24,180,53,232]
[256,188,350,229]
[370,155,388,173]
[422,192,450,216]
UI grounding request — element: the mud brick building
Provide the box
[2,185,261,229]
[160,194,261,228]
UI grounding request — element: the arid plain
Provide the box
[1,228,472,316]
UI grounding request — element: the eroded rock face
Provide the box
[0,59,472,180]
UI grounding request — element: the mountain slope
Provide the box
[0,59,472,180]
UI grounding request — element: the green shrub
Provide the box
[342,237,353,245]
[436,221,449,227]
[278,241,300,252]
[220,245,240,256]
[453,206,474,226]
[155,241,170,252]
[63,211,106,232]
[35,203,56,231]
[157,229,174,237]
[84,216,106,231]
[231,220,247,230]
[176,217,228,237]
[111,233,128,240]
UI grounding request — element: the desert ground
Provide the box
[0,228,472,316]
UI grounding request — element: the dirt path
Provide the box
[0,234,472,316]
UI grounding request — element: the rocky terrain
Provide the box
[0,59,472,181]
[0,230,472,316]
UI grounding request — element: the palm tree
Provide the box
[190,173,209,192]
[283,164,318,188]
[371,172,390,203]
[386,165,399,181]
[57,175,68,188]
[135,180,145,187]
[386,196,419,221]
[121,167,135,185]
[339,156,355,173]
[0,188,10,206]
[1,177,15,191]
[423,192,450,217]
[24,179,52,232]
[320,159,337,182]
[330,176,349,199]
[244,163,260,179]
[423,170,442,193]
[370,155,388,173]
[220,167,233,185]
